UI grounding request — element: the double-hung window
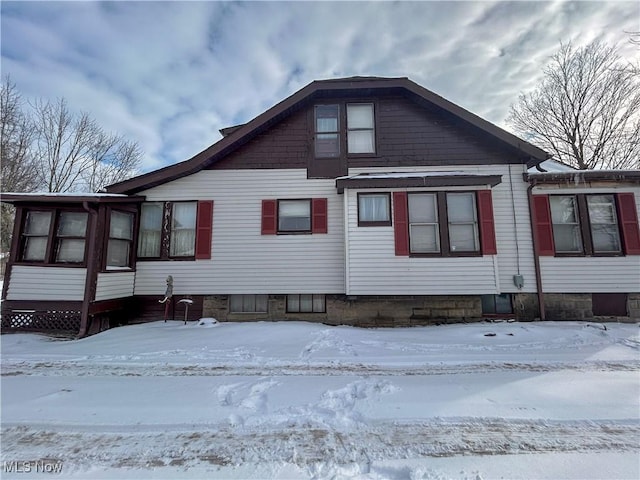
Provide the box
[315,105,340,158]
[278,200,311,233]
[22,211,52,262]
[446,193,479,252]
[138,203,163,258]
[403,192,483,256]
[55,212,88,263]
[409,193,440,253]
[536,193,636,256]
[170,202,197,257]
[549,196,583,253]
[314,103,376,158]
[347,103,375,154]
[587,195,621,253]
[137,201,212,260]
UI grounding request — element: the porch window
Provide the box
[138,203,163,258]
[107,211,134,268]
[170,202,197,257]
[54,212,88,263]
[315,105,340,158]
[347,103,375,154]
[287,294,326,313]
[358,193,391,226]
[230,294,268,313]
[278,199,311,233]
[22,211,52,261]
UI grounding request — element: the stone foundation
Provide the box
[201,294,539,327]
[543,293,639,322]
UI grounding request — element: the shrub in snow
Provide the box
[197,317,219,327]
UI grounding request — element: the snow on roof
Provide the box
[337,171,478,180]
[1,192,130,197]
[527,159,575,173]
[0,192,144,204]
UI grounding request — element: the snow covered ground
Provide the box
[1,319,639,479]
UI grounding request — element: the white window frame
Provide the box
[347,103,375,154]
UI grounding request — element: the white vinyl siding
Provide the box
[95,272,136,301]
[540,257,640,292]
[6,266,86,301]
[345,165,537,295]
[133,169,344,295]
[535,185,640,294]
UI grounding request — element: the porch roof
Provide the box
[335,171,502,193]
[0,192,146,205]
[525,170,640,185]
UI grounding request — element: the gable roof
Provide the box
[106,76,550,195]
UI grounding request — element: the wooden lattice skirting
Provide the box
[1,309,81,333]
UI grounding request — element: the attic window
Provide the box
[347,103,375,154]
[315,105,340,158]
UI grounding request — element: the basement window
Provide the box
[230,294,268,313]
[481,294,513,315]
[287,294,326,313]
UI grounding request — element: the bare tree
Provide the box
[81,136,142,192]
[1,79,38,192]
[508,41,640,170]
[31,98,142,192]
[0,78,39,252]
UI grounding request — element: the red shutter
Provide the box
[617,193,640,255]
[312,198,328,234]
[532,195,555,256]
[477,190,497,255]
[195,200,214,260]
[261,200,277,235]
[393,192,409,256]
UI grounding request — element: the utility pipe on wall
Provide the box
[527,181,546,321]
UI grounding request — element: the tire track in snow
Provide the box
[2,418,638,472]
[2,360,639,377]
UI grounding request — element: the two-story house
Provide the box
[2,77,639,336]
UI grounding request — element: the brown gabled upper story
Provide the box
[106,76,550,195]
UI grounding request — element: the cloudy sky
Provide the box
[2,1,638,173]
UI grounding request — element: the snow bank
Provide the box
[1,320,638,479]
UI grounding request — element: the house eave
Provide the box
[0,193,146,205]
[525,170,640,185]
[336,172,502,193]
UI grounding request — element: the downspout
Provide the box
[527,180,546,320]
[78,201,99,337]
